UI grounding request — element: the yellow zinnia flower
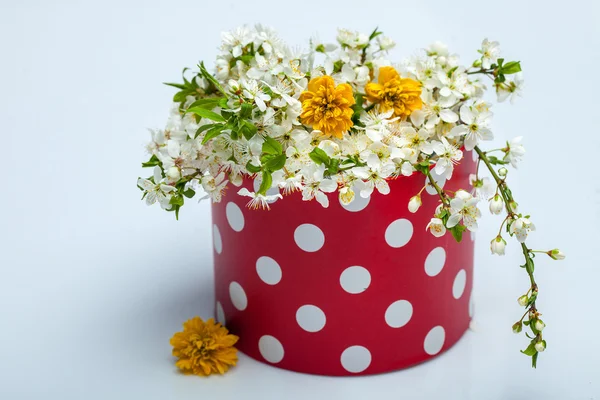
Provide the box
[365,66,422,119]
[299,75,355,138]
[170,317,239,376]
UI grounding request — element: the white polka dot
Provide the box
[469,294,475,318]
[340,186,370,212]
[341,346,371,373]
[294,224,325,252]
[229,281,247,311]
[256,256,282,285]
[259,335,284,363]
[213,224,222,254]
[425,170,447,195]
[424,326,445,355]
[225,202,244,232]
[340,266,371,294]
[216,301,226,325]
[385,219,413,248]
[424,247,446,277]
[452,269,467,299]
[253,177,280,203]
[385,300,413,328]
[296,305,326,332]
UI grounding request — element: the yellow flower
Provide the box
[299,75,355,138]
[365,66,422,119]
[170,317,239,376]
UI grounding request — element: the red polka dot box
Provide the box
[211,155,476,376]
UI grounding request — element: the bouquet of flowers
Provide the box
[138,25,564,374]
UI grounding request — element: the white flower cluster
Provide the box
[139,25,525,239]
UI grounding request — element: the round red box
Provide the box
[211,157,476,376]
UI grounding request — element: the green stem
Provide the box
[474,145,542,365]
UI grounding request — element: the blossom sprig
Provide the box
[138,25,563,366]
[473,145,564,367]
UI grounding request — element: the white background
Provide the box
[1,1,599,399]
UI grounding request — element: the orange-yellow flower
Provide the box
[299,75,355,138]
[365,66,422,119]
[170,317,239,376]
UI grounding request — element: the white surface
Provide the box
[1,1,599,399]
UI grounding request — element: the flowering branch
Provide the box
[474,145,555,368]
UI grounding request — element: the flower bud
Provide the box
[517,295,529,307]
[534,319,545,332]
[548,249,565,260]
[534,341,546,353]
[509,200,519,213]
[512,321,522,333]
[498,167,508,177]
[408,195,422,213]
[490,236,507,255]
[167,166,181,181]
[489,194,504,215]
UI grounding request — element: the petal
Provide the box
[376,179,390,195]
[138,178,154,191]
[410,109,425,126]
[145,191,157,205]
[447,213,462,228]
[460,105,474,124]
[449,125,468,137]
[439,108,458,123]
[464,134,477,151]
[315,191,330,208]
[319,179,338,193]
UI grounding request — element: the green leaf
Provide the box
[327,158,340,175]
[258,171,272,195]
[333,60,343,73]
[173,89,195,103]
[187,107,225,122]
[309,147,330,165]
[169,195,184,206]
[199,61,227,96]
[183,188,196,199]
[494,74,506,84]
[532,352,538,368]
[238,55,254,65]
[487,155,510,165]
[245,161,261,174]
[351,94,365,124]
[368,27,382,41]
[142,155,160,168]
[520,342,537,356]
[188,97,222,110]
[262,136,283,155]
[201,124,225,144]
[450,225,466,242]
[240,120,258,140]
[497,58,504,67]
[240,103,253,119]
[264,154,286,172]
[194,123,217,138]
[501,61,522,75]
[525,257,535,274]
[163,82,188,90]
